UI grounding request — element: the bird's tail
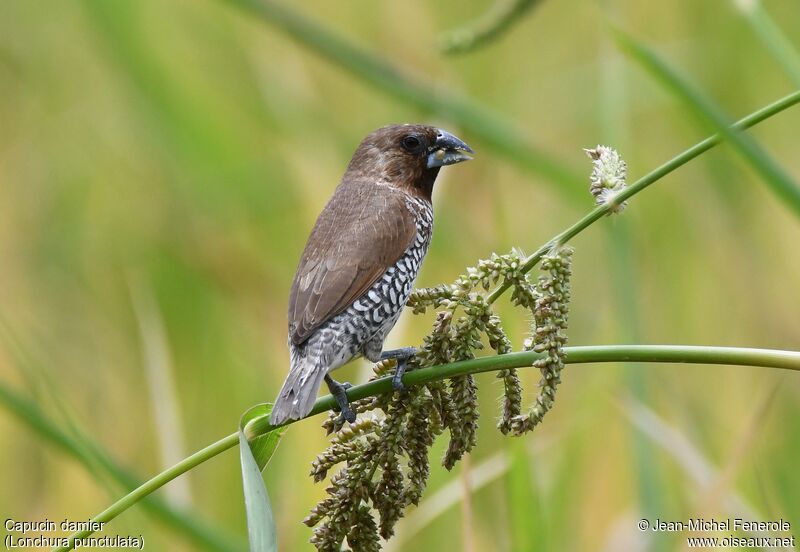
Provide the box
[270,353,328,426]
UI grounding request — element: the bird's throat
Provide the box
[413,167,440,201]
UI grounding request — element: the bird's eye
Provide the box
[401,135,423,152]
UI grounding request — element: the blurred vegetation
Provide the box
[1,0,799,551]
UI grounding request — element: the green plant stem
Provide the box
[734,0,800,88]
[0,383,243,552]
[486,89,800,304]
[55,344,800,551]
[221,0,584,197]
[52,87,800,552]
[54,433,239,552]
[613,28,800,218]
[439,0,544,55]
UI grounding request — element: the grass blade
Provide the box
[241,403,286,471]
[612,27,800,218]
[387,451,510,550]
[620,396,793,549]
[733,0,800,88]
[506,440,548,552]
[439,0,544,55]
[219,0,584,199]
[239,433,277,552]
[239,404,284,551]
[0,382,243,552]
[129,278,192,507]
[48,345,800,549]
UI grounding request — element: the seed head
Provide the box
[585,145,628,213]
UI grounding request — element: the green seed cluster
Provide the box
[311,417,379,482]
[305,441,378,551]
[585,145,628,212]
[307,381,449,550]
[510,247,573,435]
[306,248,573,550]
[344,506,380,552]
[373,394,411,538]
[402,392,437,506]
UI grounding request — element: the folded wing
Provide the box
[289,182,417,345]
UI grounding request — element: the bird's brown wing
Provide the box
[289,183,417,345]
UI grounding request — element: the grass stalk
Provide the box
[54,344,800,551]
[486,89,800,303]
[734,0,800,88]
[0,383,244,552]
[613,28,800,218]
[220,0,584,196]
[439,0,544,55]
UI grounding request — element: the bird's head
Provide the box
[345,124,474,200]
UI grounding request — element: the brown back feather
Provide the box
[288,177,418,345]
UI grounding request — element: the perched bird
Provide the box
[270,124,473,426]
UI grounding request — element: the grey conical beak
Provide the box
[427,129,474,168]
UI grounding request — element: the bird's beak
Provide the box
[427,129,474,168]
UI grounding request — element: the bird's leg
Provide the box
[379,347,418,392]
[324,374,356,424]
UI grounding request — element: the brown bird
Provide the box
[270,124,473,426]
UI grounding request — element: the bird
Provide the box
[270,124,474,426]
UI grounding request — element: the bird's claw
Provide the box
[380,347,418,393]
[325,375,357,424]
[337,382,356,423]
[339,405,356,424]
[392,369,406,392]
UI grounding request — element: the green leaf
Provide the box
[612,26,800,219]
[240,403,286,471]
[238,403,285,552]
[0,315,245,552]
[220,0,585,201]
[506,441,548,552]
[735,0,800,88]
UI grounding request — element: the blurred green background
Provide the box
[1,0,799,550]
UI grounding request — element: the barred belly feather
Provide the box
[271,196,433,424]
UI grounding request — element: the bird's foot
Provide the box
[325,374,356,424]
[379,347,418,392]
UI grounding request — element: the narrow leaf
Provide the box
[220,0,585,199]
[239,403,285,552]
[240,403,286,471]
[506,440,548,552]
[734,0,800,88]
[612,26,800,219]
